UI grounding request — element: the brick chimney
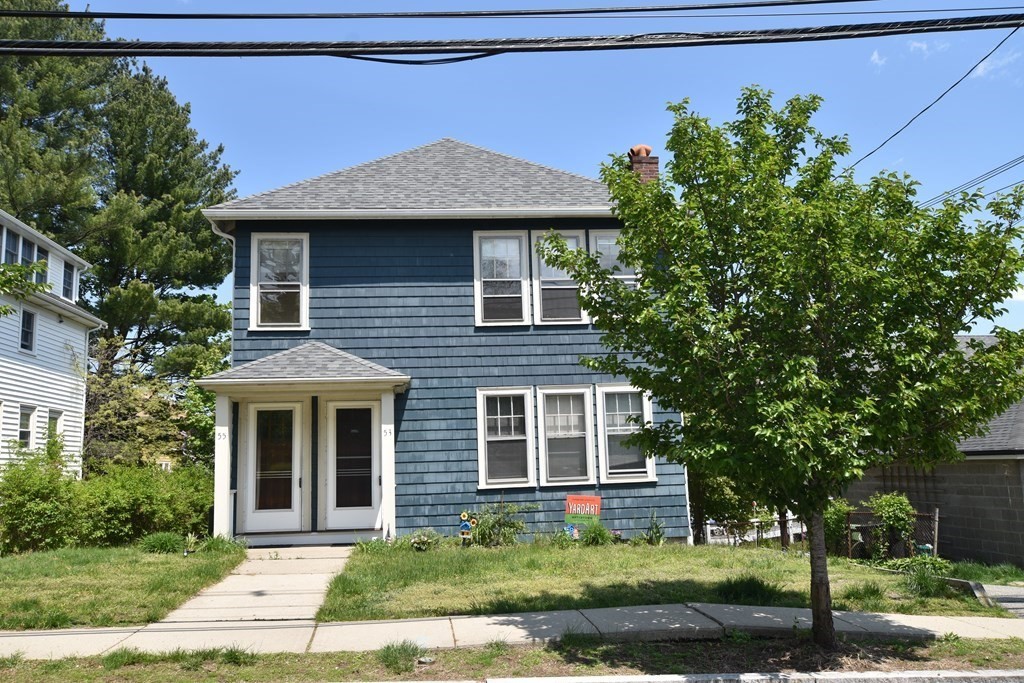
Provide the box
[628,144,658,183]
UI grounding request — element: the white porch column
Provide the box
[380,390,397,538]
[213,394,233,537]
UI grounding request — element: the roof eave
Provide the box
[28,291,105,330]
[196,375,411,394]
[202,207,614,225]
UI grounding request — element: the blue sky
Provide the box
[67,1,1024,329]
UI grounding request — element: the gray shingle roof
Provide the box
[957,336,1024,454]
[208,138,612,212]
[202,342,408,383]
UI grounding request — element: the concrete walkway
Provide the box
[982,583,1024,618]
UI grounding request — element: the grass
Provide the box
[0,544,246,630]
[376,640,426,674]
[317,543,1003,623]
[944,560,1024,586]
[1,637,1023,682]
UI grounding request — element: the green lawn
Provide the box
[318,543,1003,622]
[0,545,246,630]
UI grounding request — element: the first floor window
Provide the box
[475,232,528,324]
[19,406,35,448]
[47,410,63,437]
[251,233,308,329]
[20,309,35,351]
[539,388,593,484]
[598,386,656,483]
[477,388,534,487]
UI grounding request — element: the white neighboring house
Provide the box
[0,209,104,471]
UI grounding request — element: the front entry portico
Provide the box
[198,342,410,545]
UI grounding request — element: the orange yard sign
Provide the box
[565,495,601,525]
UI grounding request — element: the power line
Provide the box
[2,12,1024,59]
[919,154,1024,207]
[985,178,1024,196]
[0,0,875,21]
[845,27,1020,171]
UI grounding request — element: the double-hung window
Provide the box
[538,387,594,485]
[4,229,19,265]
[477,388,535,488]
[18,406,35,448]
[20,238,34,268]
[251,233,309,330]
[597,385,656,483]
[62,261,76,300]
[590,230,637,287]
[20,308,36,352]
[35,247,48,285]
[532,230,588,324]
[474,231,529,325]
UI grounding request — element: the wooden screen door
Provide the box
[326,402,381,529]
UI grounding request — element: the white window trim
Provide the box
[62,260,77,301]
[19,405,36,449]
[476,386,536,489]
[589,229,637,286]
[47,409,64,438]
[531,230,590,325]
[596,384,657,484]
[249,232,310,331]
[473,230,530,327]
[19,305,37,355]
[537,385,595,486]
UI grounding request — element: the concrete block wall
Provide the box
[844,458,1024,567]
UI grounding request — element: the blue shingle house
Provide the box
[198,139,691,546]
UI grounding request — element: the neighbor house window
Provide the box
[4,229,19,265]
[62,261,76,300]
[532,230,588,324]
[590,230,637,287]
[250,233,309,330]
[20,238,34,268]
[538,387,594,485]
[474,231,529,325]
[597,385,656,483]
[476,387,535,488]
[35,247,48,285]
[18,406,35,448]
[47,410,63,438]
[20,308,36,352]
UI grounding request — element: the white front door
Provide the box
[245,403,303,533]
[325,401,381,530]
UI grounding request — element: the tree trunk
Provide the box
[808,511,837,649]
[779,507,790,550]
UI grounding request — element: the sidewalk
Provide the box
[4,602,1024,660]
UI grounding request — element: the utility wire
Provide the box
[920,154,1024,208]
[846,27,1020,171]
[0,0,874,21]
[985,178,1024,196]
[3,12,1024,59]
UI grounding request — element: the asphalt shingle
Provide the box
[208,138,612,212]
[203,342,408,382]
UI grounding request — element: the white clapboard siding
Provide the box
[0,293,90,469]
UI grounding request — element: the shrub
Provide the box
[881,555,953,575]
[823,497,855,555]
[580,523,614,546]
[467,503,536,546]
[139,532,183,554]
[903,566,955,599]
[0,439,80,554]
[408,528,442,551]
[77,464,213,546]
[866,492,916,560]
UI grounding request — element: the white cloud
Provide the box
[1011,286,1024,301]
[972,51,1022,79]
[907,40,950,58]
[909,40,930,55]
[870,50,887,67]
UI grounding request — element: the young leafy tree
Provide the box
[540,87,1024,649]
[0,262,49,316]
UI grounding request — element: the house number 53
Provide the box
[382,427,393,437]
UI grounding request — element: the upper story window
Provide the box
[532,231,588,325]
[20,308,36,352]
[62,261,76,300]
[250,233,309,330]
[4,228,19,265]
[35,247,48,285]
[590,230,637,287]
[596,385,656,483]
[476,387,536,488]
[474,231,529,326]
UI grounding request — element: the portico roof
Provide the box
[198,341,410,392]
